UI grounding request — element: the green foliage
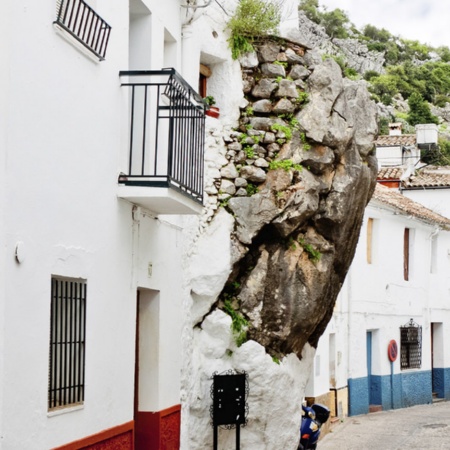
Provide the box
[218,197,230,208]
[407,92,439,126]
[223,299,249,347]
[204,95,216,106]
[321,8,350,39]
[300,132,311,151]
[363,70,381,81]
[297,91,309,105]
[271,122,292,140]
[246,183,258,196]
[245,106,254,116]
[298,0,321,24]
[274,60,288,68]
[363,24,391,43]
[272,356,281,365]
[378,117,390,135]
[344,66,359,80]
[244,145,256,159]
[227,0,281,60]
[298,238,321,263]
[269,159,303,172]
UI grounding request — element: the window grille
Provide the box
[400,319,422,370]
[48,278,86,410]
[54,0,111,60]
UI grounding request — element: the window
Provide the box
[366,218,374,264]
[400,319,422,370]
[430,233,438,274]
[48,277,87,410]
[199,64,212,98]
[54,0,111,60]
[403,228,414,280]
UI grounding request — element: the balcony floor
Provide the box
[117,185,203,215]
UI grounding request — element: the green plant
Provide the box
[297,91,309,105]
[298,238,321,263]
[240,133,248,144]
[246,183,258,196]
[245,106,254,116]
[269,159,303,172]
[273,60,288,68]
[407,92,439,126]
[244,146,256,159]
[219,197,230,208]
[272,356,281,365]
[226,0,281,60]
[204,95,216,106]
[271,123,293,140]
[300,132,311,151]
[275,75,284,84]
[223,299,249,347]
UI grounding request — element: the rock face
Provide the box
[284,11,385,75]
[185,39,378,450]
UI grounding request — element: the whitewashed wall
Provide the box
[309,199,450,402]
[0,0,194,448]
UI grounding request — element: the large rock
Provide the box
[185,36,378,450]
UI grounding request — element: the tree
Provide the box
[298,0,321,24]
[321,8,350,39]
[407,92,439,126]
[226,0,281,59]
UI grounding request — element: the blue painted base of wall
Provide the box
[348,370,433,416]
[433,368,450,400]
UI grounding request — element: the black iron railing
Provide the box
[119,69,206,205]
[55,0,111,60]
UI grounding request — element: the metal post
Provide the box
[213,425,218,450]
[236,424,240,450]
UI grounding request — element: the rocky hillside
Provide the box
[292,1,450,164]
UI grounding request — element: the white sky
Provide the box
[318,0,450,48]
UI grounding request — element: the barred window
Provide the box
[54,0,111,60]
[400,319,422,370]
[48,277,86,410]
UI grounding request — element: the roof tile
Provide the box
[372,184,450,229]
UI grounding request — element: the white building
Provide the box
[0,0,246,448]
[307,184,450,418]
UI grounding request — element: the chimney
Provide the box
[388,122,402,136]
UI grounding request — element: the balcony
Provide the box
[54,0,111,60]
[118,69,206,215]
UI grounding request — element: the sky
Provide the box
[318,0,450,49]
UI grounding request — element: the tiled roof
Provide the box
[372,184,450,229]
[402,166,450,188]
[378,166,404,180]
[375,134,416,146]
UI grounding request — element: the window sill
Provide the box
[48,403,84,418]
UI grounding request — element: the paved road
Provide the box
[318,401,450,449]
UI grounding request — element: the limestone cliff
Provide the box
[185,38,378,450]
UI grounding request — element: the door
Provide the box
[367,332,375,405]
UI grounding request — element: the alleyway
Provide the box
[318,401,450,449]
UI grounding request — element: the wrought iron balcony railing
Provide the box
[55,0,111,60]
[119,69,206,206]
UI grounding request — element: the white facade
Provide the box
[2,0,313,448]
[0,0,240,448]
[308,186,450,416]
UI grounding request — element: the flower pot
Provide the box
[206,106,220,118]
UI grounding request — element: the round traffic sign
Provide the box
[388,340,398,362]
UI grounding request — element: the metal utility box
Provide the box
[416,124,438,146]
[213,373,246,426]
